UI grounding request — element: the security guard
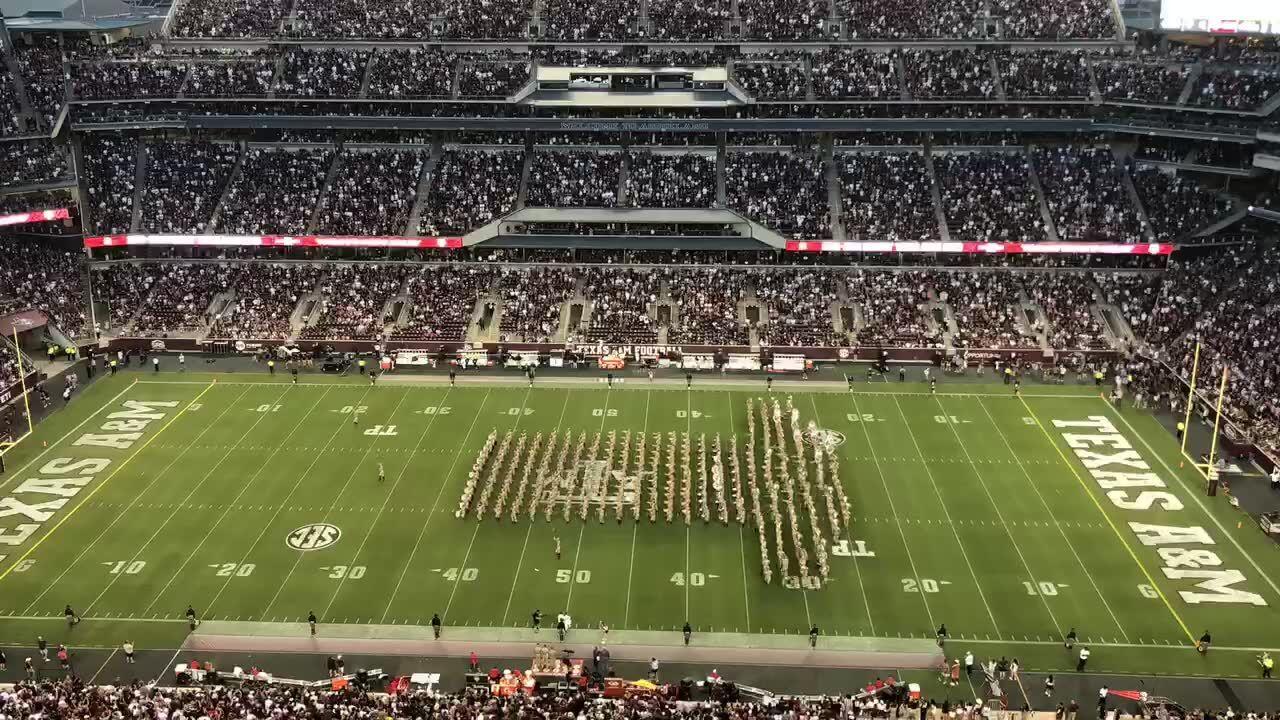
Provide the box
[1176,421,1186,442]
[358,358,367,375]
[1260,651,1274,678]
[267,359,275,374]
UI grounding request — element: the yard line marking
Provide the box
[724,393,752,635]
[1017,396,1195,644]
[499,389,576,625]
[845,393,936,630]
[890,396,1002,637]
[0,378,139,497]
[83,385,288,615]
[322,386,454,619]
[807,395,874,635]
[379,390,492,623]
[683,389,691,622]
[445,388,533,619]
[620,388,652,629]
[3,381,219,595]
[141,386,334,615]
[87,648,119,685]
[1103,400,1280,607]
[974,397,1129,641]
[565,386,614,617]
[932,395,1063,638]
[203,385,375,616]
[261,388,410,618]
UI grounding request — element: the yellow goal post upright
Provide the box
[0,327,36,458]
[1179,340,1231,495]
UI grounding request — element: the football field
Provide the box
[1,370,1279,678]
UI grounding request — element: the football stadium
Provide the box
[1,0,1280,712]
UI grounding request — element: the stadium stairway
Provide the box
[1176,63,1202,106]
[405,141,443,237]
[823,135,844,240]
[0,41,38,133]
[715,133,728,206]
[129,140,149,232]
[921,139,951,242]
[469,294,503,343]
[1113,146,1158,243]
[1083,56,1104,102]
[306,151,346,234]
[207,142,247,233]
[1192,203,1251,239]
[1260,92,1280,117]
[1023,147,1062,243]
[71,135,94,234]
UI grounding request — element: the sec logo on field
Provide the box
[286,523,341,551]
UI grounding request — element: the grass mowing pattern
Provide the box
[1,372,1279,678]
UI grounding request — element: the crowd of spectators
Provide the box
[844,270,935,346]
[275,48,371,98]
[667,269,749,345]
[313,149,425,236]
[527,151,622,208]
[0,241,87,338]
[184,58,275,97]
[207,263,326,339]
[726,151,830,238]
[940,271,1036,349]
[106,263,244,336]
[543,0,638,40]
[755,270,844,346]
[1190,65,1280,110]
[934,152,1045,242]
[496,267,575,342]
[1094,271,1161,338]
[902,49,996,99]
[139,140,240,234]
[739,0,829,40]
[1092,59,1190,104]
[368,49,456,99]
[73,60,189,100]
[996,50,1093,98]
[811,50,901,99]
[14,34,66,130]
[1130,164,1235,241]
[648,0,730,40]
[1031,146,1144,242]
[393,265,497,342]
[302,264,409,340]
[626,152,716,208]
[0,139,70,189]
[218,147,334,234]
[0,67,26,136]
[732,58,808,100]
[420,149,524,235]
[82,134,138,235]
[1023,273,1108,349]
[170,0,286,37]
[838,152,938,242]
[579,268,661,343]
[459,58,530,97]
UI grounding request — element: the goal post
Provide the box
[0,327,35,461]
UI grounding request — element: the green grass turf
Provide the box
[1,371,1279,679]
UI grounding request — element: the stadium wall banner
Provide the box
[83,234,464,249]
[786,241,1177,255]
[0,207,70,227]
[1049,414,1266,606]
[108,338,1120,364]
[0,370,38,407]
